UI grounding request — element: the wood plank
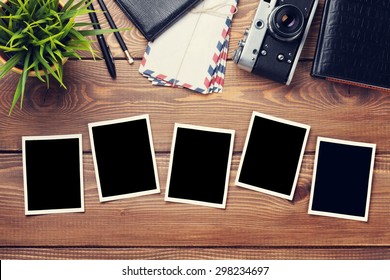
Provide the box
[79,0,325,60]
[1,247,389,260]
[1,153,389,247]
[0,60,389,152]
[1,0,388,259]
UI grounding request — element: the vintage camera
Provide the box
[233,0,318,85]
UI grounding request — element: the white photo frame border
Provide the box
[235,111,311,200]
[165,123,235,209]
[88,114,160,203]
[308,137,376,222]
[23,134,84,215]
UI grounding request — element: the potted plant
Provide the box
[0,0,116,114]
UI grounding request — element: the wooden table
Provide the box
[1,0,389,260]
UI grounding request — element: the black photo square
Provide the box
[165,124,235,208]
[88,114,160,202]
[308,137,376,221]
[23,135,84,215]
[236,112,310,200]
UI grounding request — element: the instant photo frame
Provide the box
[236,112,310,200]
[23,134,84,215]
[88,114,160,202]
[308,137,376,222]
[165,123,235,209]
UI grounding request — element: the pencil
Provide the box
[87,2,117,78]
[97,0,134,64]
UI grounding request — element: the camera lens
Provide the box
[269,5,304,41]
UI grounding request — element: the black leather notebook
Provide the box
[311,0,390,92]
[115,0,202,41]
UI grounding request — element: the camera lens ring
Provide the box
[268,4,305,42]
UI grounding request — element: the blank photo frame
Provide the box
[236,112,310,200]
[88,114,160,202]
[308,137,376,222]
[165,124,235,209]
[23,134,84,215]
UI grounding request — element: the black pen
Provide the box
[97,0,134,64]
[87,2,116,78]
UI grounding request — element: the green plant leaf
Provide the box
[78,28,122,37]
[18,49,33,110]
[0,45,26,52]
[0,2,13,14]
[0,24,15,36]
[32,31,64,46]
[69,0,93,12]
[33,59,46,83]
[58,18,75,40]
[16,0,29,14]
[55,51,64,81]
[73,22,96,28]
[25,29,39,41]
[43,67,50,89]
[8,49,35,114]
[68,29,95,57]
[0,14,24,20]
[9,74,24,115]
[8,30,25,48]
[0,37,8,45]
[60,7,92,21]
[28,18,47,27]
[0,52,23,79]
[34,48,64,87]
[45,44,59,63]
[45,45,62,80]
[61,0,75,12]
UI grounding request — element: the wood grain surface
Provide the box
[0,0,389,260]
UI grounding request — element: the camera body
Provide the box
[233,0,318,85]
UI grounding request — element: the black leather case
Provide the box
[311,0,390,91]
[115,0,202,41]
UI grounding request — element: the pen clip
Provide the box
[106,40,114,62]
